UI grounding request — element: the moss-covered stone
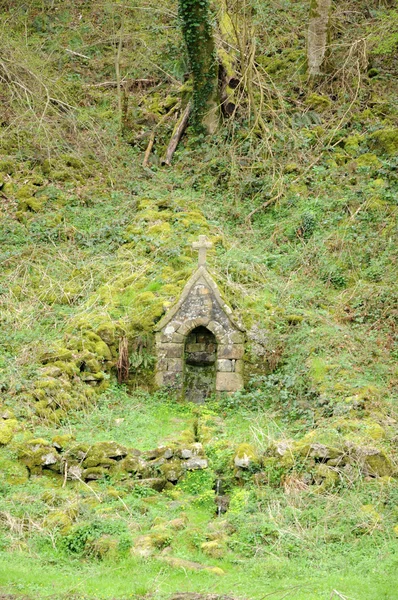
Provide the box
[369,128,398,155]
[0,419,18,445]
[234,443,259,469]
[159,459,184,482]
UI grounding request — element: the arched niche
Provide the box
[184,326,217,403]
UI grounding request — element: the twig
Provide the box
[65,48,90,60]
[142,131,155,167]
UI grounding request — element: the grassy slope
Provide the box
[0,1,398,598]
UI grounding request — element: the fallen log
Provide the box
[162,103,192,166]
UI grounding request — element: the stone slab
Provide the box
[216,372,243,392]
[218,344,244,359]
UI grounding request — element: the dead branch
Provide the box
[65,48,90,60]
[162,103,192,166]
[84,78,158,90]
[142,101,181,167]
[142,131,156,167]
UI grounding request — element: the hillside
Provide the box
[0,1,397,599]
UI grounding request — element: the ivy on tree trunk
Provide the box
[178,0,219,133]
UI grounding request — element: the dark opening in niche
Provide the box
[184,326,217,403]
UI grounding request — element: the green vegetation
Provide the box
[0,0,397,598]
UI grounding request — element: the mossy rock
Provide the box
[358,448,394,477]
[0,419,18,445]
[52,434,75,451]
[305,93,332,111]
[234,443,259,469]
[314,464,339,491]
[96,322,116,346]
[201,540,225,558]
[18,197,44,212]
[83,466,108,480]
[119,454,150,477]
[369,128,398,155]
[159,459,184,482]
[41,347,73,364]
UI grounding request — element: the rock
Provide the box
[67,465,83,480]
[160,459,184,482]
[234,443,258,469]
[0,407,15,420]
[184,457,208,470]
[134,478,167,492]
[83,467,107,480]
[52,434,75,451]
[181,448,192,459]
[119,455,149,477]
[168,516,187,530]
[89,535,120,560]
[41,452,59,467]
[0,419,18,445]
[357,447,394,477]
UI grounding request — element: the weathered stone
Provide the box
[180,448,192,459]
[235,359,244,374]
[216,372,243,392]
[134,478,167,492]
[218,344,244,359]
[217,359,233,372]
[184,457,208,470]
[166,359,183,372]
[41,452,58,467]
[67,465,83,480]
[159,343,184,358]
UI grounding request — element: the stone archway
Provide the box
[184,326,217,403]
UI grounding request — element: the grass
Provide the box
[0,541,397,599]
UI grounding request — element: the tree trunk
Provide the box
[307,0,332,77]
[178,0,219,133]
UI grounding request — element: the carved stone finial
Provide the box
[192,235,213,267]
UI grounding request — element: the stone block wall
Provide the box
[154,267,245,400]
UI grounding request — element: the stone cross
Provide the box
[192,235,213,267]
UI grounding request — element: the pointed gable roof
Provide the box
[154,266,244,332]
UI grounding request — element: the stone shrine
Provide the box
[155,235,245,402]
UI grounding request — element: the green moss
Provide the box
[94,341,112,361]
[0,419,18,445]
[363,450,393,477]
[369,128,398,155]
[355,153,382,168]
[0,451,29,485]
[305,93,332,112]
